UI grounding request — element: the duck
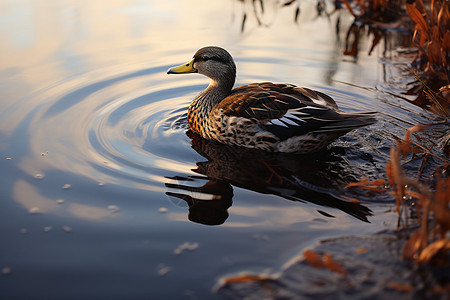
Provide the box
[167,46,376,154]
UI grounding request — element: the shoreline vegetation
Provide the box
[238,0,449,115]
[240,0,449,264]
[335,0,450,269]
[340,0,450,117]
[227,0,449,296]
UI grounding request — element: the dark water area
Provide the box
[0,1,448,299]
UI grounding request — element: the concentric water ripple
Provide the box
[20,65,211,191]
[11,46,441,199]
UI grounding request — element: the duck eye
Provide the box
[202,57,209,62]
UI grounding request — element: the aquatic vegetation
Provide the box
[303,250,347,276]
[406,0,449,82]
[413,72,450,117]
[335,0,450,267]
[387,125,450,265]
[279,0,450,114]
[337,0,450,114]
[339,2,450,270]
[348,125,450,267]
[406,0,450,116]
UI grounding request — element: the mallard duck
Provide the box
[167,46,376,154]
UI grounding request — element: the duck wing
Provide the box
[217,82,376,141]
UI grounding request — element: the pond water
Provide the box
[0,0,446,299]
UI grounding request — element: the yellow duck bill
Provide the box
[167,58,197,74]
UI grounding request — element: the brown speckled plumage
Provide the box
[168,46,376,154]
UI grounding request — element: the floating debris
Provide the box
[34,173,44,179]
[303,250,348,276]
[62,184,71,190]
[158,207,168,213]
[157,264,172,276]
[56,199,64,204]
[6,157,12,160]
[219,273,272,285]
[2,267,11,275]
[29,207,39,215]
[19,228,27,234]
[44,226,53,232]
[107,205,120,213]
[62,225,72,232]
[98,182,105,187]
[174,242,199,255]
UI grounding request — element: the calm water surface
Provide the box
[0,0,444,299]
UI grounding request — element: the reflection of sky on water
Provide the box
[0,0,416,222]
[0,1,440,298]
[0,0,380,91]
[0,0,428,225]
[0,1,228,73]
[165,204,373,229]
[13,180,118,221]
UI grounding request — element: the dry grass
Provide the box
[347,125,450,265]
[340,3,449,260]
[388,126,450,265]
[336,0,450,115]
[406,0,449,81]
[407,0,450,116]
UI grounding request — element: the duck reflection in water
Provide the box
[165,131,372,226]
[166,175,233,226]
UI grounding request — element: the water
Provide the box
[0,1,446,299]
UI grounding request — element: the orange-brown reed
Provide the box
[340,1,450,262]
[407,0,450,116]
[388,126,449,265]
[348,125,449,265]
[406,0,449,81]
[339,0,450,115]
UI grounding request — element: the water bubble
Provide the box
[158,207,168,213]
[44,226,53,232]
[173,242,199,255]
[98,182,105,187]
[2,267,11,275]
[157,264,172,276]
[6,157,12,160]
[62,225,72,232]
[29,207,40,214]
[402,194,413,201]
[107,205,120,213]
[19,228,27,234]
[62,184,71,190]
[56,199,64,204]
[34,173,44,179]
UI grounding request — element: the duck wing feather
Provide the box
[217,82,376,141]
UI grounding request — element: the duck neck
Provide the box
[190,74,235,116]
